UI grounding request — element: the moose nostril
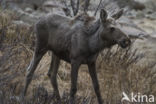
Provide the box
[118,39,130,48]
[123,39,130,45]
[120,40,129,47]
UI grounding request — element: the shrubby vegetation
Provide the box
[0,8,156,104]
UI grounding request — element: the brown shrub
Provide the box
[0,10,155,104]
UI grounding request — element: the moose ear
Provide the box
[100,9,108,22]
[112,9,123,20]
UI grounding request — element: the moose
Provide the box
[23,9,131,104]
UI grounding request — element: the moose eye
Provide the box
[110,27,115,32]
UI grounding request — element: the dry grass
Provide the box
[0,9,34,49]
[96,45,156,104]
[0,10,156,104]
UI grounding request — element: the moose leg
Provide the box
[23,48,47,96]
[69,60,81,104]
[47,54,53,77]
[87,62,103,104]
[49,54,61,100]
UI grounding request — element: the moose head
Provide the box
[99,9,131,48]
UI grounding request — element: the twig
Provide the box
[84,0,90,12]
[70,0,80,16]
[61,0,72,16]
[94,0,103,16]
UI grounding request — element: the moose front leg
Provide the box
[69,59,81,104]
[87,62,103,104]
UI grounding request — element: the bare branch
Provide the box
[76,0,79,15]
[94,0,103,16]
[84,0,90,12]
[61,0,72,16]
[70,0,79,16]
[62,0,68,8]
[111,9,124,20]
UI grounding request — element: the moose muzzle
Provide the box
[119,39,131,48]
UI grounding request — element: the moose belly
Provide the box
[53,50,71,63]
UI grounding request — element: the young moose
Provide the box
[23,9,131,104]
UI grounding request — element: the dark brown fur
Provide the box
[23,9,131,104]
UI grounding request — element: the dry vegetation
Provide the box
[0,10,156,104]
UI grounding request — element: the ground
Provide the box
[0,1,156,104]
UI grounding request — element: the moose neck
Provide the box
[89,23,115,54]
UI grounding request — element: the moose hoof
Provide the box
[47,73,51,78]
[56,99,62,104]
[69,97,75,104]
[20,93,26,103]
[53,92,61,101]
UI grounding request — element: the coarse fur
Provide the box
[23,9,131,104]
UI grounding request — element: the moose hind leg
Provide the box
[47,54,53,77]
[23,48,47,96]
[49,54,61,100]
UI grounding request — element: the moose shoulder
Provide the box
[23,9,131,104]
